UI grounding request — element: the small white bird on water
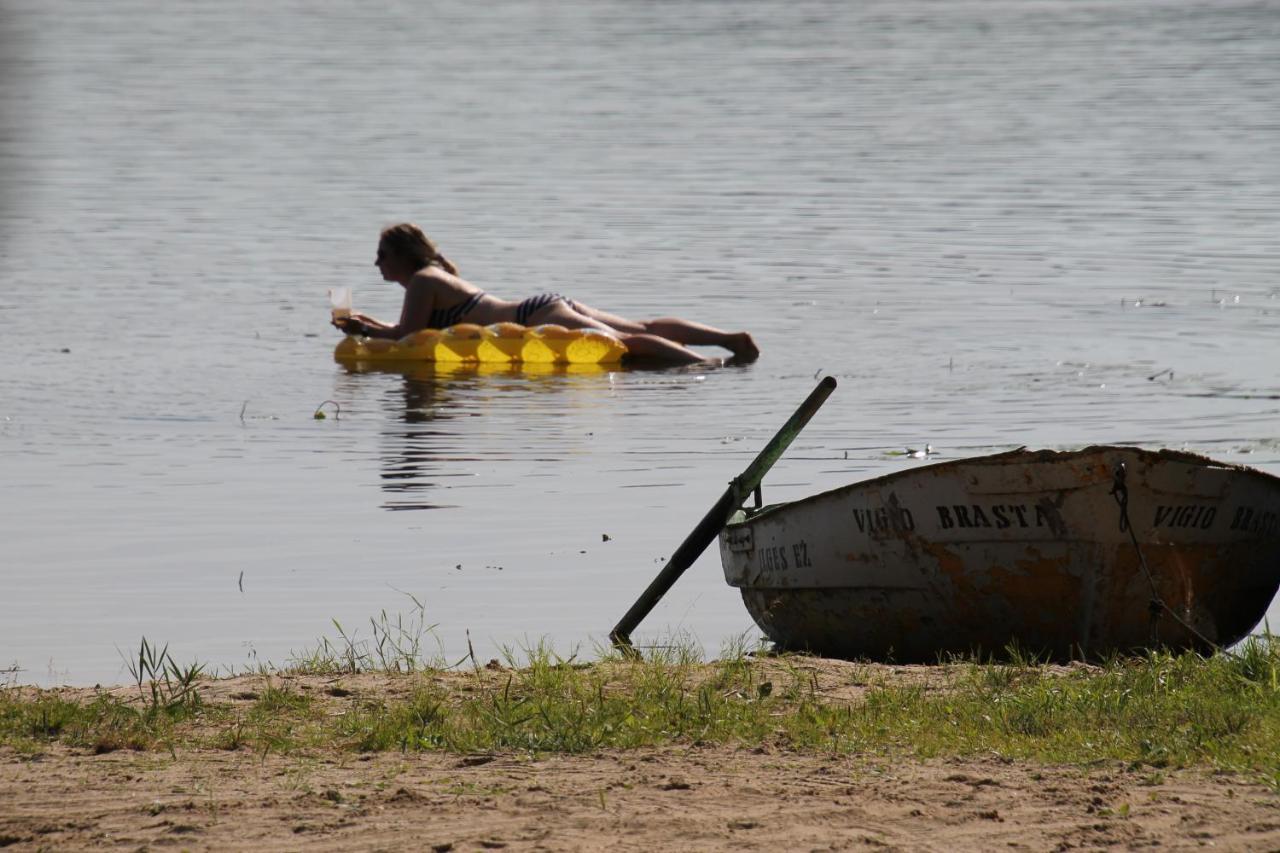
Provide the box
[905,444,934,459]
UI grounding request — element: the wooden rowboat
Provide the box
[718,446,1280,661]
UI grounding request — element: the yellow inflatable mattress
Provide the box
[334,323,628,365]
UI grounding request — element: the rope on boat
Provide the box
[1109,462,1225,654]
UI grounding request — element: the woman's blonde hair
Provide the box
[379,223,458,275]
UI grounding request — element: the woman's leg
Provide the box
[530,300,708,363]
[565,302,647,333]
[571,302,758,359]
[642,318,759,359]
[617,333,709,364]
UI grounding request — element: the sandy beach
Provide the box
[5,741,1279,851]
[4,664,1279,851]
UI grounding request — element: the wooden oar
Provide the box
[609,376,838,652]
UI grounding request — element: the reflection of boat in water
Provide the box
[335,322,627,366]
[719,446,1280,661]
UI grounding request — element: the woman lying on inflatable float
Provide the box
[332,223,759,365]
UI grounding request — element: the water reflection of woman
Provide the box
[332,223,760,364]
[378,369,454,511]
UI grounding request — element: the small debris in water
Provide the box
[455,564,462,570]
[313,400,341,420]
[238,571,244,593]
[60,348,70,353]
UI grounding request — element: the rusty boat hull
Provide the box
[718,446,1280,661]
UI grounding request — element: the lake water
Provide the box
[2,0,1278,686]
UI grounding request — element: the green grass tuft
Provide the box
[5,633,1280,786]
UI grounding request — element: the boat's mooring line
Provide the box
[1109,463,1226,655]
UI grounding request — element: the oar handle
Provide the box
[609,376,837,651]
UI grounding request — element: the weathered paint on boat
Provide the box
[718,446,1280,661]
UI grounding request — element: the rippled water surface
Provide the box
[2,0,1278,684]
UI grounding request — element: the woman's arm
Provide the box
[335,277,436,339]
[393,277,435,336]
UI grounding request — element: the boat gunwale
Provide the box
[729,444,1278,528]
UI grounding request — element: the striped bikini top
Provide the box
[428,291,486,328]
